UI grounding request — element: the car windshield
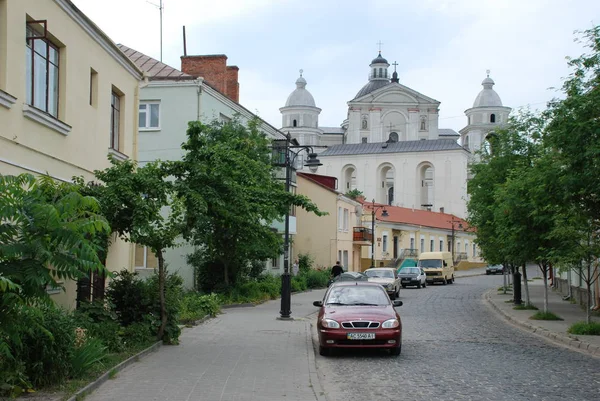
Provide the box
[418,259,442,268]
[399,268,420,274]
[364,269,394,278]
[488,265,502,269]
[325,286,389,306]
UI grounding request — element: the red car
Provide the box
[313,281,403,356]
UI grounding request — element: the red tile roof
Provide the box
[360,199,471,232]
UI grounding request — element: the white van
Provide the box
[417,251,454,285]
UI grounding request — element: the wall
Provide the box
[0,0,142,309]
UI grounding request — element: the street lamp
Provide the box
[369,199,389,269]
[449,216,463,264]
[272,133,322,320]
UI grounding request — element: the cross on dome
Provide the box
[376,40,384,54]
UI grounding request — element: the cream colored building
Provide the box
[0,0,143,308]
[294,173,366,272]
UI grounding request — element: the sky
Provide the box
[72,0,600,132]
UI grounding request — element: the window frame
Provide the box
[26,21,60,118]
[139,101,161,130]
[110,90,121,150]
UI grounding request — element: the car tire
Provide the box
[390,345,401,356]
[423,280,427,288]
[449,276,454,284]
[319,346,329,356]
[416,281,421,289]
[486,271,490,275]
[401,284,406,288]
[443,277,448,285]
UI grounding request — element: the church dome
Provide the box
[354,80,391,99]
[473,73,503,108]
[371,53,388,65]
[285,72,316,107]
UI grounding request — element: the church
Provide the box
[279,52,511,219]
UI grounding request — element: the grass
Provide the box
[504,300,514,303]
[530,311,563,321]
[513,304,539,310]
[531,277,543,280]
[108,368,118,379]
[567,321,600,335]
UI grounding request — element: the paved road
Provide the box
[315,273,600,401]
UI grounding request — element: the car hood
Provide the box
[367,277,395,284]
[322,305,397,322]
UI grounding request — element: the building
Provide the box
[294,172,364,272]
[280,53,511,219]
[0,0,143,308]
[119,46,301,289]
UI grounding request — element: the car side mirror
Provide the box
[392,300,403,307]
[313,301,323,307]
[443,261,448,267]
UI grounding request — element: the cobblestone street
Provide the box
[314,274,600,401]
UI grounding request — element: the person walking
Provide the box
[292,259,299,276]
[331,261,344,278]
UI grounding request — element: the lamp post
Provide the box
[273,133,322,320]
[449,216,463,264]
[370,199,389,269]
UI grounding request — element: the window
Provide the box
[293,119,297,127]
[110,90,121,150]
[430,239,434,252]
[490,114,496,123]
[338,250,342,263]
[90,68,98,106]
[343,251,349,270]
[465,241,469,257]
[362,119,368,129]
[378,68,383,77]
[439,240,443,251]
[410,237,415,250]
[389,132,398,142]
[419,116,427,131]
[271,255,279,269]
[343,208,349,231]
[473,243,476,257]
[219,113,231,123]
[338,207,343,230]
[139,102,160,129]
[135,244,158,269]
[26,22,59,117]
[382,234,388,253]
[362,137,368,143]
[420,238,424,253]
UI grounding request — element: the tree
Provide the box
[345,189,364,200]
[90,159,184,343]
[542,26,600,321]
[170,119,323,289]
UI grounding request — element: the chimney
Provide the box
[181,54,240,102]
[226,66,239,102]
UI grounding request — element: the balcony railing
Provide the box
[456,252,468,261]
[353,227,372,242]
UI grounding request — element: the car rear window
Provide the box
[326,286,389,306]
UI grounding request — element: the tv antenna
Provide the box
[147,0,164,62]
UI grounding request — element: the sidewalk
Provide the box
[454,266,487,278]
[82,289,327,401]
[486,278,600,358]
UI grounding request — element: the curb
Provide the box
[305,318,327,401]
[455,272,485,279]
[484,290,600,359]
[66,341,162,401]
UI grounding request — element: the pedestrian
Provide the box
[331,261,344,278]
[292,259,299,276]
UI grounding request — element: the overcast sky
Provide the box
[73,0,599,132]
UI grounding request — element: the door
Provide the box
[393,236,398,259]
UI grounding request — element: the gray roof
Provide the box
[353,79,391,100]
[321,127,344,135]
[319,139,466,157]
[438,128,460,137]
[371,53,389,65]
[473,76,503,107]
[118,44,195,80]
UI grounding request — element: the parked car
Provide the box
[486,264,505,275]
[364,267,401,299]
[313,281,403,356]
[397,267,427,288]
[328,271,369,287]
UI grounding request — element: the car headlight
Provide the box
[386,283,393,288]
[382,319,400,328]
[321,318,340,329]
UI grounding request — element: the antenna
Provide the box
[147,0,164,61]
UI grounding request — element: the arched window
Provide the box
[464,135,470,149]
[389,132,399,142]
[293,119,297,127]
[379,68,383,77]
[362,119,368,129]
[490,114,496,123]
[420,116,427,131]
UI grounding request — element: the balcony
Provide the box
[455,252,468,261]
[353,227,372,245]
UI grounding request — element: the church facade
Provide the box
[280,53,511,219]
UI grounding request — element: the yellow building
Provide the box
[294,173,367,272]
[0,0,143,308]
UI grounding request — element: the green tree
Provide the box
[344,189,364,200]
[91,159,184,343]
[171,119,323,289]
[542,26,600,322]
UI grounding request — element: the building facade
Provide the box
[281,54,511,219]
[0,0,143,308]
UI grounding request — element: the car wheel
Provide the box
[319,345,329,356]
[390,345,401,356]
[423,280,427,288]
[401,284,406,289]
[486,271,490,275]
[449,276,454,284]
[443,277,448,285]
[416,281,421,289]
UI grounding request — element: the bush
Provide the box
[298,253,314,275]
[106,270,152,326]
[530,311,563,321]
[70,337,107,379]
[179,292,221,324]
[73,302,124,353]
[121,320,155,346]
[567,321,600,335]
[291,275,308,292]
[303,269,329,289]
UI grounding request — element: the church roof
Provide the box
[118,44,195,80]
[285,73,317,107]
[371,53,389,65]
[438,129,460,138]
[353,80,391,100]
[473,75,503,107]
[321,126,345,135]
[319,139,466,157]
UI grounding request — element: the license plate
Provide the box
[347,332,376,340]
[401,278,410,282]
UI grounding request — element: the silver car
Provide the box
[364,267,401,299]
[397,267,427,289]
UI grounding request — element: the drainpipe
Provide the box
[196,78,203,121]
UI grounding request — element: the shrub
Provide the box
[291,275,308,292]
[73,302,124,353]
[106,270,152,326]
[121,320,155,346]
[70,337,107,378]
[298,253,314,275]
[179,292,221,324]
[567,321,600,335]
[303,269,329,289]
